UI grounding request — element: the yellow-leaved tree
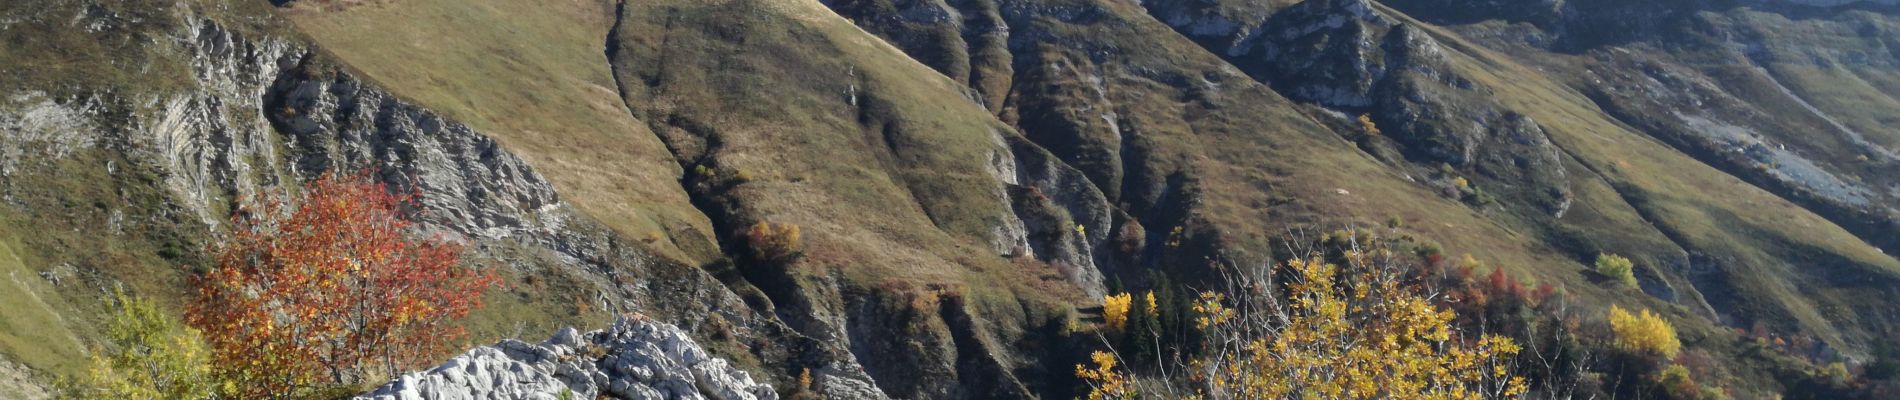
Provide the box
[1608,305,1680,359]
[60,289,227,399]
[1102,292,1134,333]
[1076,351,1134,400]
[1082,230,1527,399]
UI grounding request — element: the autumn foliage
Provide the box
[1608,305,1681,359]
[1595,253,1637,287]
[1101,292,1133,333]
[1358,114,1381,136]
[185,174,499,397]
[61,289,225,399]
[1075,351,1134,400]
[1080,230,1527,399]
[1189,253,1527,399]
[743,221,803,262]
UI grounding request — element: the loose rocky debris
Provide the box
[357,316,778,400]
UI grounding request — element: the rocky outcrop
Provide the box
[1250,0,1392,108]
[357,316,778,400]
[993,131,1114,298]
[139,10,300,228]
[0,93,101,180]
[266,71,565,242]
[0,359,49,400]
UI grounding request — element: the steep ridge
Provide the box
[255,18,892,400]
[278,0,1134,397]
[602,0,1110,396]
[814,0,1614,302]
[280,0,720,265]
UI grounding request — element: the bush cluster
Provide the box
[1596,253,1637,287]
[743,221,803,262]
[1609,305,1681,359]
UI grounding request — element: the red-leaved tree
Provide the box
[186,173,500,398]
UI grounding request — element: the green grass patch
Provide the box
[0,234,87,377]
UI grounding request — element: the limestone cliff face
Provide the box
[266,73,565,242]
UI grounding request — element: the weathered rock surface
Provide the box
[0,359,50,400]
[267,71,565,242]
[357,317,778,400]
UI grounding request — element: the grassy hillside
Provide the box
[1457,30,1894,344]
[819,0,1631,300]
[1734,10,1900,150]
[1419,2,1900,336]
[283,0,719,264]
[6,0,1900,397]
[293,0,1104,395]
[0,0,725,393]
[0,236,86,377]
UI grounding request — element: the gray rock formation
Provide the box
[140,10,300,228]
[268,72,566,242]
[998,133,1114,298]
[357,317,778,400]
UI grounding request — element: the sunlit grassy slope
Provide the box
[283,0,718,264]
[277,0,1900,390]
[605,0,1081,309]
[0,237,85,377]
[287,0,1617,308]
[602,0,1629,304]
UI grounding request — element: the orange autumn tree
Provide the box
[186,173,500,397]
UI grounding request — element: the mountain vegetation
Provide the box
[186,174,501,398]
[3,0,1900,398]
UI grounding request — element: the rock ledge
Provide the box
[357,317,777,400]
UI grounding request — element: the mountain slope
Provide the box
[1371,0,1900,353]
[282,0,718,264]
[3,0,1900,398]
